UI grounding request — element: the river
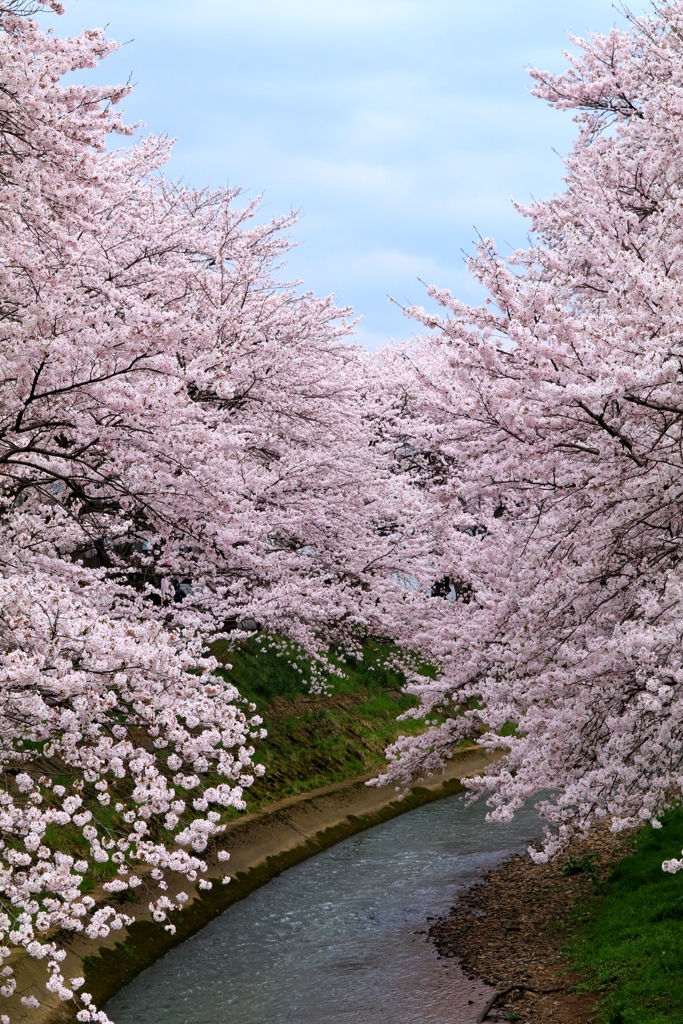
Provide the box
[106,792,543,1024]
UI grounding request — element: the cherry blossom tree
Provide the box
[376,0,683,863]
[0,6,424,1020]
[0,14,409,646]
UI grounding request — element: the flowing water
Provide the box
[107,793,543,1024]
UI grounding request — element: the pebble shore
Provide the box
[430,827,633,1024]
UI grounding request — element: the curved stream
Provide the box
[107,793,542,1024]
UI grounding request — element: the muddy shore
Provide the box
[11,746,494,1024]
[430,826,633,1024]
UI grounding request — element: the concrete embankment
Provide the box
[15,747,492,1024]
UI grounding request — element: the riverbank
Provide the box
[430,813,683,1024]
[14,746,493,1024]
[430,825,631,1023]
[213,636,444,808]
[430,825,634,1024]
[5,637,459,1022]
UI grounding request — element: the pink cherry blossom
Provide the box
[376,0,683,866]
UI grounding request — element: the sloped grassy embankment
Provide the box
[568,808,683,1024]
[215,636,436,809]
[49,636,438,900]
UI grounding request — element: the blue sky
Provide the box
[48,0,651,348]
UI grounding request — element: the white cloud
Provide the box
[49,0,650,345]
[65,0,496,38]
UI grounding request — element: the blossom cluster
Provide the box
[376,1,683,865]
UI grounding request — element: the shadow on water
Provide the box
[107,794,543,1024]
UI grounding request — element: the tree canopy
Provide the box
[378,0,683,864]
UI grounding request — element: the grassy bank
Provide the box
[569,810,683,1024]
[33,637,428,899]
[213,636,432,809]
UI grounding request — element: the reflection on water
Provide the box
[107,792,542,1024]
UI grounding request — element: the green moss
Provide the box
[570,808,683,1023]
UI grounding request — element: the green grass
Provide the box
[212,636,438,809]
[570,809,683,1023]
